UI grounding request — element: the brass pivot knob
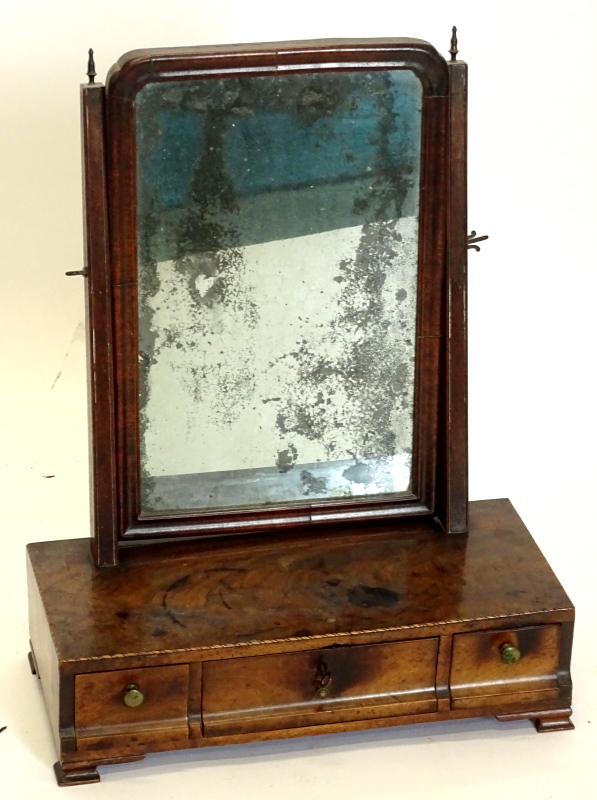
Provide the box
[123,684,144,707]
[500,643,521,664]
[316,687,330,700]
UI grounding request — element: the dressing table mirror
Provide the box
[26,32,574,785]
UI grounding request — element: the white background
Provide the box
[1,1,596,797]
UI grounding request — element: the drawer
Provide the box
[75,664,190,742]
[450,625,560,709]
[203,638,438,737]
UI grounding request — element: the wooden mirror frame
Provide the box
[81,38,468,567]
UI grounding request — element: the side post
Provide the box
[81,81,119,566]
[440,54,469,533]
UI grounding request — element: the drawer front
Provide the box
[203,638,438,737]
[450,625,560,708]
[75,664,190,741]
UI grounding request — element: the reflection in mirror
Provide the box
[136,69,422,513]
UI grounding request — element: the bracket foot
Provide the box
[54,762,100,786]
[496,707,574,732]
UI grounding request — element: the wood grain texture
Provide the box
[203,638,438,736]
[59,673,76,754]
[450,625,560,702]
[26,500,573,664]
[27,555,61,751]
[106,39,450,111]
[29,499,574,783]
[437,59,469,534]
[81,83,119,567]
[411,93,448,515]
[75,664,190,739]
[454,689,560,710]
[52,696,576,781]
[199,696,574,750]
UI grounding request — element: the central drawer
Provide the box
[202,638,439,736]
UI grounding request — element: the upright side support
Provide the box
[441,43,469,533]
[81,80,119,566]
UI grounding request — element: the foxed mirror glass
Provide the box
[136,69,423,514]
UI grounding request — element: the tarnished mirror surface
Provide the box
[136,69,423,513]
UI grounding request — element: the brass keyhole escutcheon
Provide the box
[123,684,144,707]
[315,662,332,699]
[500,643,521,664]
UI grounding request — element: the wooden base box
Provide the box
[27,499,574,785]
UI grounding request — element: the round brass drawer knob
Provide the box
[123,684,144,707]
[316,687,330,700]
[500,643,521,664]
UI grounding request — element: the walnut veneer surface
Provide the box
[28,499,571,663]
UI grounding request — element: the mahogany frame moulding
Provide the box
[82,39,466,567]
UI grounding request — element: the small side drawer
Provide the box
[75,664,190,741]
[450,625,560,709]
[203,638,438,737]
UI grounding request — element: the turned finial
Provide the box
[449,26,459,62]
[87,48,96,84]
